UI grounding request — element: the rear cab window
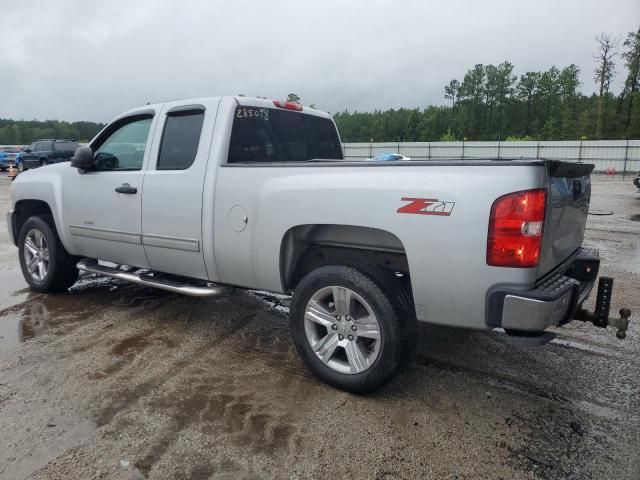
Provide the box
[227,106,343,164]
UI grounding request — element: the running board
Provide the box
[76,258,230,297]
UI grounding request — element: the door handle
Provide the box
[115,183,137,194]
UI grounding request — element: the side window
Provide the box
[92,116,153,171]
[157,110,204,170]
[54,141,79,153]
[35,142,49,152]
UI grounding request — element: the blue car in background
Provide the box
[369,153,411,161]
[0,146,23,171]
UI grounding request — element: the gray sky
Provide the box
[1,0,638,122]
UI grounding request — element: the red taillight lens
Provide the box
[487,189,547,268]
[273,100,303,111]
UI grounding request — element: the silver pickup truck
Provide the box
[6,96,631,392]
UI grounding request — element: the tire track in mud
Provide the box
[93,310,261,426]
[135,376,303,476]
[90,306,313,476]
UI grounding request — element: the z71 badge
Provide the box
[397,197,455,216]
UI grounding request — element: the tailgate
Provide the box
[538,161,594,277]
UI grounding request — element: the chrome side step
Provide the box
[76,258,230,297]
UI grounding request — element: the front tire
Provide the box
[290,265,416,393]
[18,216,79,293]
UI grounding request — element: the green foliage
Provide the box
[505,135,535,141]
[440,128,456,141]
[0,119,104,145]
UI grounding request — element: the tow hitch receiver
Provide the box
[574,277,632,339]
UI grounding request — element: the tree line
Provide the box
[0,119,105,145]
[334,27,640,142]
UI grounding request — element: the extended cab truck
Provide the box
[6,96,631,392]
[17,139,80,172]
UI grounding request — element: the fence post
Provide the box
[428,142,431,160]
[461,140,465,159]
[369,142,372,159]
[397,142,400,154]
[536,141,540,158]
[497,141,501,159]
[623,138,629,178]
[578,140,583,163]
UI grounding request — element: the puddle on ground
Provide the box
[0,267,29,311]
[0,271,171,349]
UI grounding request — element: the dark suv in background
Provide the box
[17,139,80,172]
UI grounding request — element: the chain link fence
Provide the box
[342,140,640,174]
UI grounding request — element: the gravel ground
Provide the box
[0,174,638,480]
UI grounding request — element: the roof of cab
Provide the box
[112,96,332,124]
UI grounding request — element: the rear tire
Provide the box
[18,215,79,293]
[290,265,417,393]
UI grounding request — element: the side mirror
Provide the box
[24,148,32,153]
[71,146,95,170]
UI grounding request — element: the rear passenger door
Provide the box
[37,141,53,163]
[141,100,219,280]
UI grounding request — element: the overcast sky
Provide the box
[1,0,638,122]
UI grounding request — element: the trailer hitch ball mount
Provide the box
[573,277,632,339]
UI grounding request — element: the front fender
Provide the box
[11,164,76,254]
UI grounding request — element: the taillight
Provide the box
[487,189,547,268]
[273,100,303,111]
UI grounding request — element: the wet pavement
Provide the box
[0,175,639,479]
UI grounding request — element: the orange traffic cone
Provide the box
[7,162,18,180]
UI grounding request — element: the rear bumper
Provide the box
[487,247,599,331]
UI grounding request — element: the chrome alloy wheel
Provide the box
[304,286,382,374]
[23,228,49,281]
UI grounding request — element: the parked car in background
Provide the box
[0,146,23,170]
[0,150,7,171]
[16,140,79,172]
[634,172,640,190]
[370,153,411,161]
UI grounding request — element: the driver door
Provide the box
[64,112,158,268]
